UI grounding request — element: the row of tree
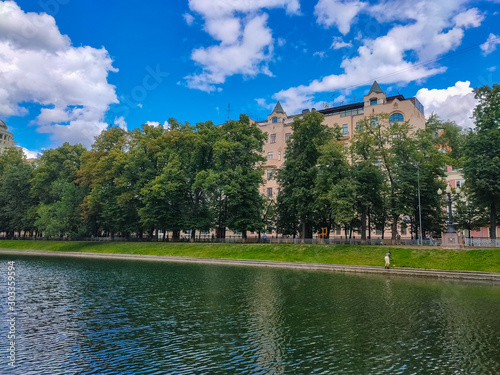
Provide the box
[0,115,267,240]
[0,85,498,240]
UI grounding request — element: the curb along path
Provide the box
[1,249,500,282]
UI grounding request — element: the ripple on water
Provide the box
[0,257,500,374]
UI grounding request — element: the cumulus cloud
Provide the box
[275,0,483,113]
[145,120,169,128]
[114,116,127,130]
[480,33,500,56]
[21,147,40,159]
[315,0,366,35]
[185,0,300,92]
[416,81,477,128]
[331,36,352,49]
[0,1,118,147]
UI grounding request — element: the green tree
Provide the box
[463,84,500,239]
[0,148,34,237]
[208,115,266,239]
[277,111,333,241]
[31,143,87,238]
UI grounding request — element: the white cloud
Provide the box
[0,1,118,147]
[416,81,476,128]
[315,0,366,35]
[114,116,127,130]
[331,36,352,49]
[481,33,500,56]
[185,0,300,91]
[183,13,195,26]
[21,147,40,159]
[145,120,169,128]
[313,51,326,58]
[454,8,484,29]
[275,0,483,113]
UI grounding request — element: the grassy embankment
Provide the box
[1,240,500,273]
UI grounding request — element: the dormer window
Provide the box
[272,117,278,123]
[370,98,378,106]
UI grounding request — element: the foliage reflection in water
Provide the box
[1,255,500,374]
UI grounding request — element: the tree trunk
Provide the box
[301,218,306,243]
[391,213,398,241]
[191,229,196,242]
[368,208,372,240]
[490,202,497,239]
[242,230,247,242]
[361,208,367,240]
[162,228,167,242]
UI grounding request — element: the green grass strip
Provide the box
[1,240,500,273]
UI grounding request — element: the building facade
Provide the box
[257,82,426,201]
[0,119,17,153]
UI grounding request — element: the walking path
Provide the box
[1,249,500,282]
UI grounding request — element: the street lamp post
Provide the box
[438,185,462,248]
[417,164,423,245]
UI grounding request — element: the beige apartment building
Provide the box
[257,81,426,201]
[0,119,16,153]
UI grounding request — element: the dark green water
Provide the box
[1,255,500,374]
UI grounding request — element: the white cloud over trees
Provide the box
[0,1,118,147]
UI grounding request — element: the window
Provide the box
[336,229,341,235]
[356,122,362,131]
[371,117,379,127]
[267,169,273,180]
[401,227,407,235]
[285,133,291,142]
[389,113,404,123]
[267,152,273,159]
[339,108,364,117]
[342,124,348,135]
[270,134,276,144]
[370,98,378,106]
[456,179,465,187]
[267,187,273,198]
[277,187,281,196]
[376,229,382,235]
[272,117,278,123]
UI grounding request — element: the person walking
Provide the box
[385,251,392,269]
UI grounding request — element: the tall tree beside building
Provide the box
[315,140,351,237]
[463,84,500,239]
[0,148,34,237]
[208,115,266,239]
[350,121,385,240]
[277,111,333,241]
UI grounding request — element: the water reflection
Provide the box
[0,255,499,374]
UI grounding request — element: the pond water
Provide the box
[1,254,500,374]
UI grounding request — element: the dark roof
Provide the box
[368,81,383,95]
[318,101,364,116]
[0,119,6,129]
[272,101,285,114]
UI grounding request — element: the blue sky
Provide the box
[1,0,499,156]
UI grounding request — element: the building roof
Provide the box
[272,101,285,114]
[368,81,383,95]
[0,119,6,129]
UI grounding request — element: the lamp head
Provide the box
[437,188,442,195]
[446,184,451,194]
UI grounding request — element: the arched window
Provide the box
[272,117,278,123]
[389,113,404,123]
